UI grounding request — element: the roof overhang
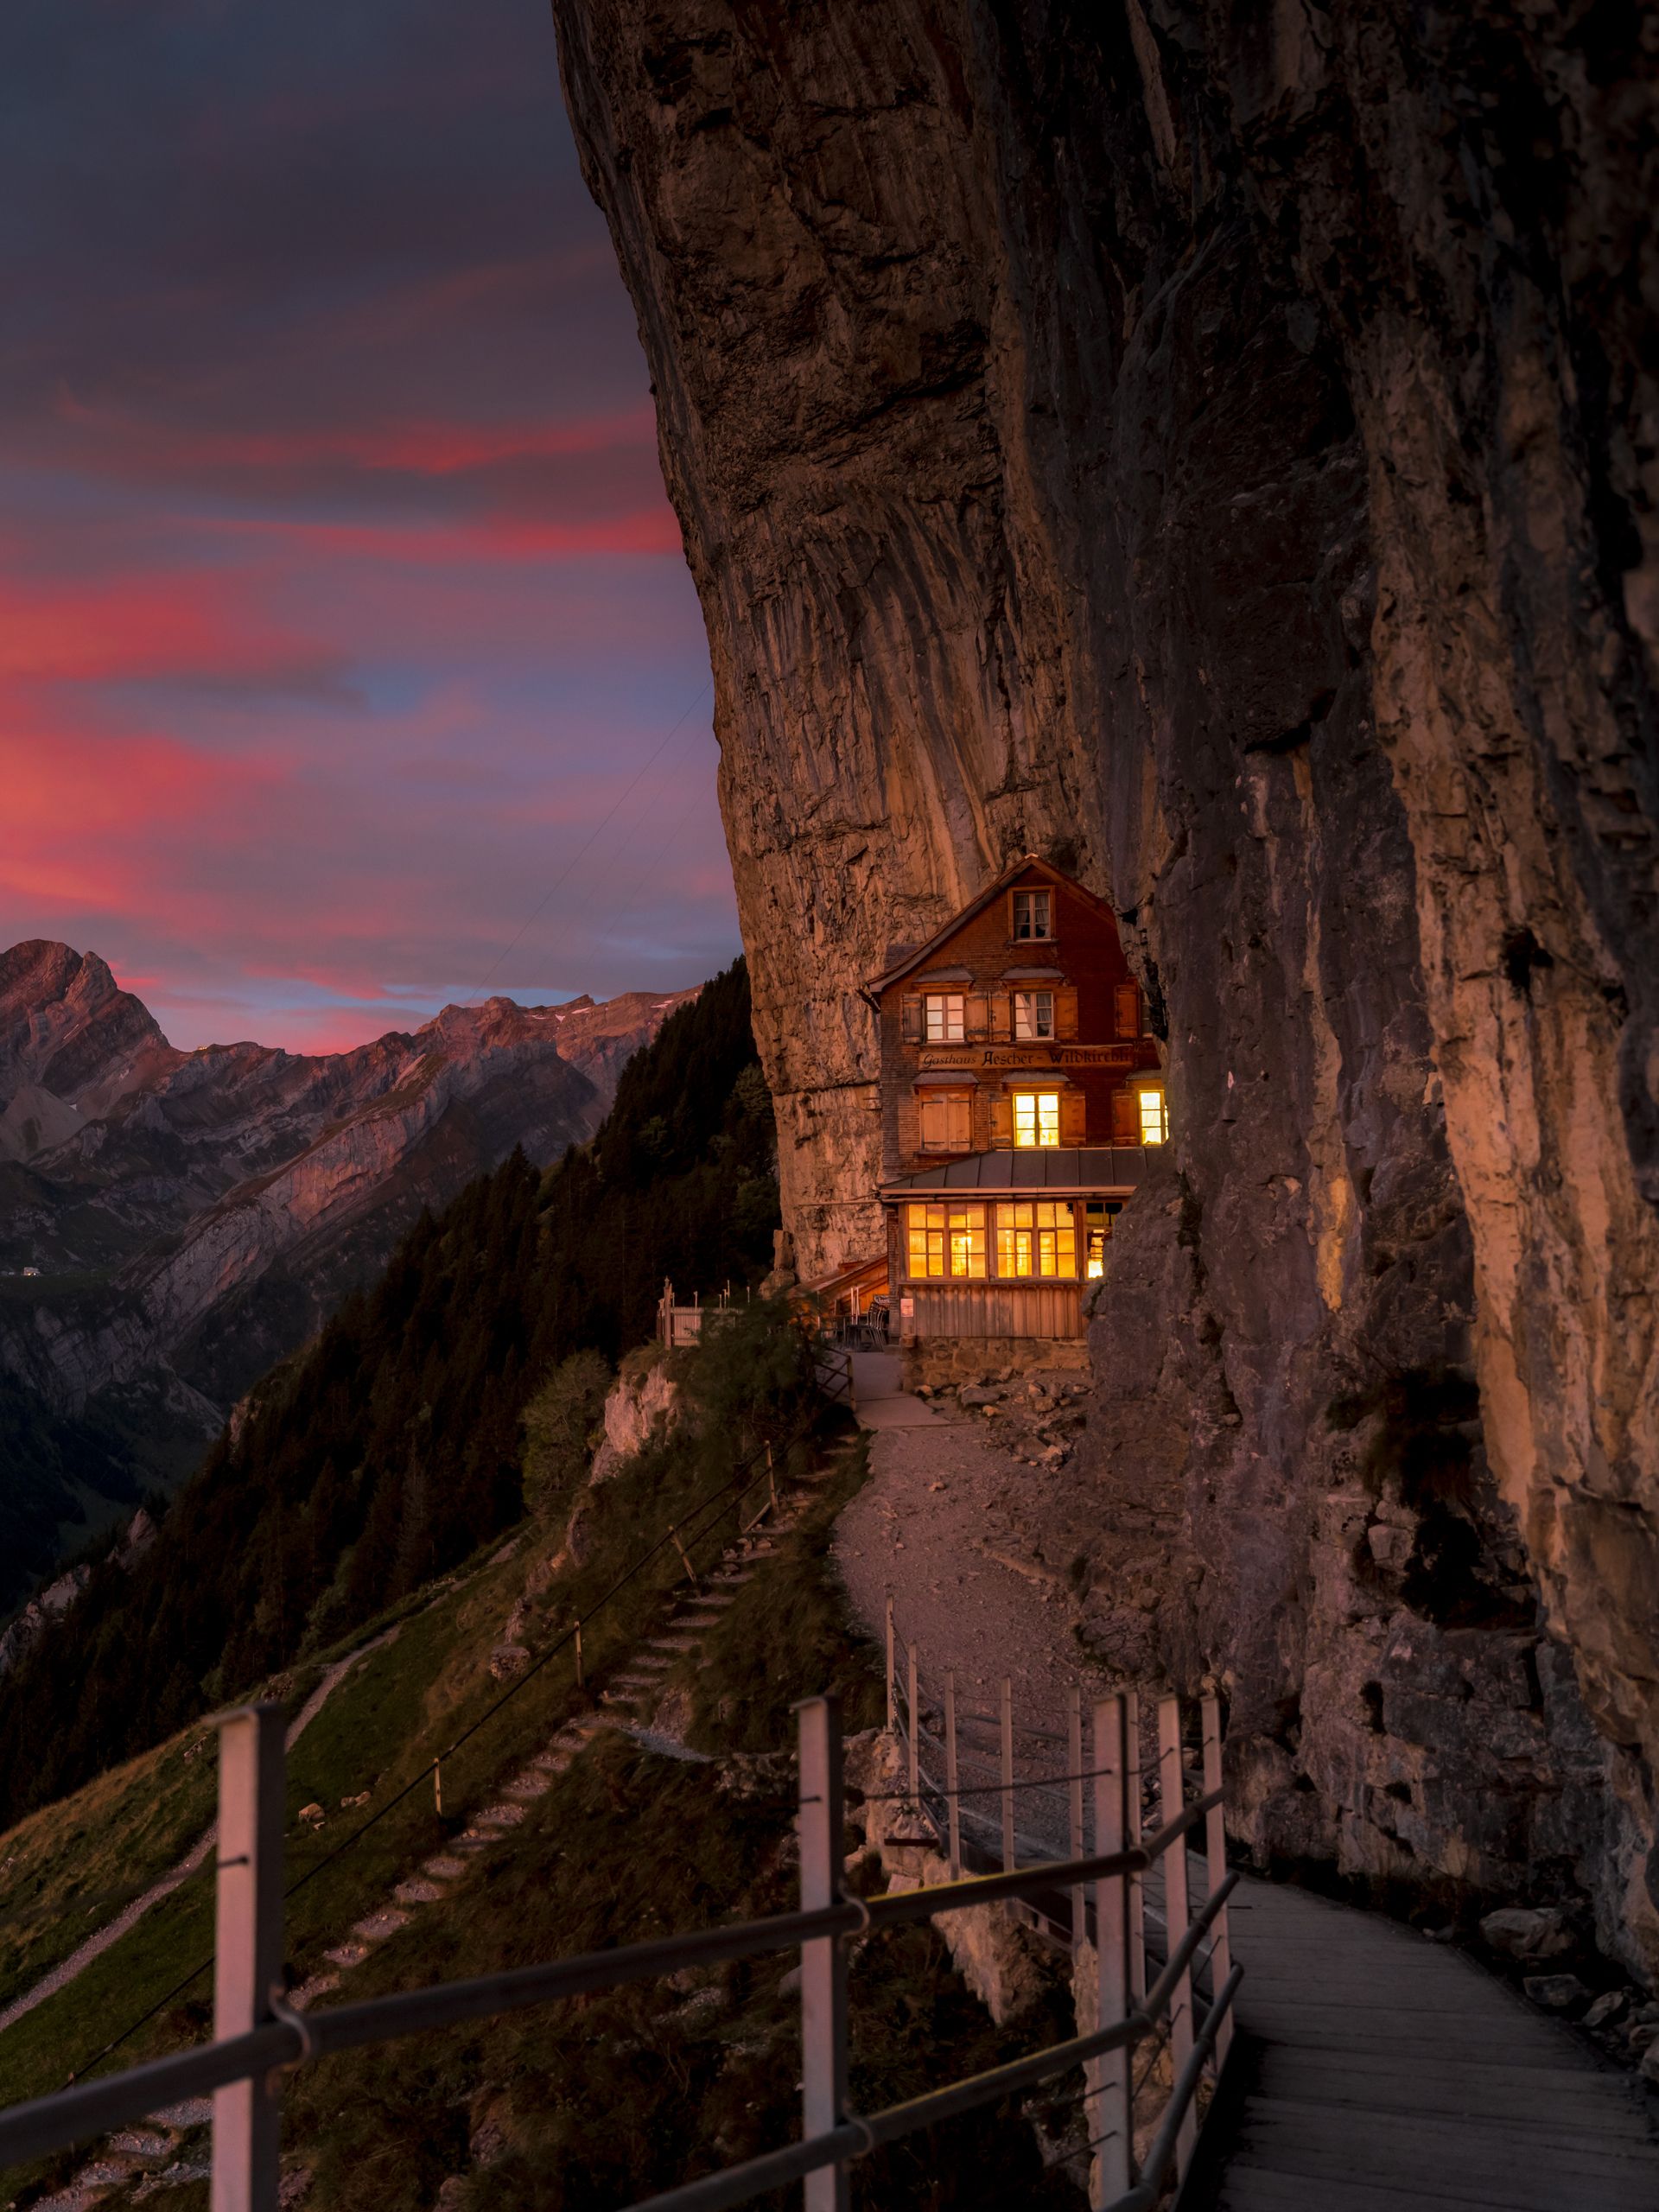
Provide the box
[879,1147,1147,1199]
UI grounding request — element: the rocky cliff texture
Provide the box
[550,3,1659,1969]
[0,944,691,1605]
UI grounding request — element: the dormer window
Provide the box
[1013,989,1054,1039]
[923,992,965,1042]
[1012,889,1052,941]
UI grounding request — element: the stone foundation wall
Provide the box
[900,1336,1092,1393]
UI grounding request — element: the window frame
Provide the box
[995,1198,1077,1279]
[1011,1087,1062,1149]
[922,991,966,1042]
[1010,888,1053,943]
[1137,1084,1169,1145]
[1012,988,1055,1040]
[905,1200,988,1280]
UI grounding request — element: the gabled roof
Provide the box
[867,854,1119,995]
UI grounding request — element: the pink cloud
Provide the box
[52,391,659,479]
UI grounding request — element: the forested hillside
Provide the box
[0,961,777,1828]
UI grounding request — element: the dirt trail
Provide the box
[835,1355,1114,1859]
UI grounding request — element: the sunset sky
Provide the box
[1,0,732,1052]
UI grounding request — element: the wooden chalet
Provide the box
[867,855,1166,1371]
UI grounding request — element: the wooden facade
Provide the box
[867,857,1167,1348]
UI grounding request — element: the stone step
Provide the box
[324,1941,370,1969]
[394,1878,446,1905]
[473,1801,527,1829]
[423,1854,467,1880]
[289,1972,340,2011]
[148,2101,213,2133]
[504,1771,551,1800]
[107,2130,173,2166]
[353,1909,410,1944]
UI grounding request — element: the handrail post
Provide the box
[1158,1694,1197,2179]
[945,1672,962,1878]
[1201,1691,1233,2070]
[798,1698,849,2212]
[1089,1696,1130,2205]
[1068,1686,1084,1958]
[212,1702,285,2212]
[1125,1688,1146,2004]
[906,1644,919,1801]
[1000,1678,1015,1873]
[885,1597,895,1732]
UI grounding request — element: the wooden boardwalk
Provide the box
[1204,1875,1659,2210]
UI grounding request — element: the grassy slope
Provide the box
[3,1430,1084,2212]
[0,1338,823,2181]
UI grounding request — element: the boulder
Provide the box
[1522,1974,1588,2012]
[1478,1907,1574,1962]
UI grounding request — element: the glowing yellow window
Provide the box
[906,1201,987,1279]
[1085,1201,1112,1278]
[995,1200,1077,1278]
[1138,1087,1168,1145]
[1012,1090,1060,1148]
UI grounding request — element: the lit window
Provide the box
[906,1201,987,1279]
[1012,1090,1060,1148]
[1012,890,1052,941]
[923,993,965,1041]
[1138,1088,1168,1145]
[1013,989,1054,1039]
[996,1200,1077,1278]
[1084,1201,1113,1278]
[918,1091,972,1151]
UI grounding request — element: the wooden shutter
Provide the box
[989,993,1012,1042]
[1055,984,1080,1039]
[1114,982,1140,1039]
[1059,1087,1087,1147]
[900,994,924,1044]
[1110,1086,1139,1144]
[990,1093,1014,1147]
[964,991,990,1041]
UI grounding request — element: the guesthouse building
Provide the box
[867,855,1165,1379]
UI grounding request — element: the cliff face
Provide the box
[0,950,692,1606]
[550,3,1659,1966]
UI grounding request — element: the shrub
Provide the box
[521,1351,612,1516]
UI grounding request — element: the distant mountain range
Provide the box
[0,941,693,1608]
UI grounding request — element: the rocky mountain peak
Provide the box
[0,942,178,1157]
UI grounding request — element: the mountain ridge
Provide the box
[0,943,696,1608]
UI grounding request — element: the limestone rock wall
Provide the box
[551,3,1659,1966]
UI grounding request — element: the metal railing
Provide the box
[810,1340,856,1411]
[884,1604,1236,2196]
[0,1694,1237,2212]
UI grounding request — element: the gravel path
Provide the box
[835,1356,1114,1856]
